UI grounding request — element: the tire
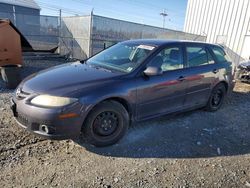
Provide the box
[82,100,129,147]
[1,66,22,89]
[205,83,226,112]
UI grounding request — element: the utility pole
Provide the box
[160,9,168,29]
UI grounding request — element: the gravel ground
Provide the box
[0,59,250,188]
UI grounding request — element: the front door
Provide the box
[136,44,188,120]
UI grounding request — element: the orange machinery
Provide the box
[0,19,33,67]
[0,19,33,89]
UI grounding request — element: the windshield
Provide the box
[86,43,156,73]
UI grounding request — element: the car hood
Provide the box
[240,61,250,66]
[239,61,250,68]
[20,61,124,96]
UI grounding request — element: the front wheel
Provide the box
[82,101,129,147]
[205,83,226,111]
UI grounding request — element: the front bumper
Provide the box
[11,99,85,140]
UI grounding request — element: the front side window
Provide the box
[148,46,183,72]
[87,43,155,73]
[187,46,214,67]
[211,46,231,63]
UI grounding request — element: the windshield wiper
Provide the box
[80,59,88,64]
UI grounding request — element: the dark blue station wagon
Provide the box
[12,40,235,146]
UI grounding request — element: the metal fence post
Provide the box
[58,9,62,55]
[12,5,16,26]
[89,10,94,57]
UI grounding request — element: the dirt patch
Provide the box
[1,59,250,187]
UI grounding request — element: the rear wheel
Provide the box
[82,101,129,147]
[205,83,226,111]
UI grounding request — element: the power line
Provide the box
[37,1,86,15]
[125,0,185,18]
[14,0,87,15]
[11,0,182,30]
[39,0,181,28]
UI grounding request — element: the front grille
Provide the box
[16,113,29,126]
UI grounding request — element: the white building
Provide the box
[184,0,250,64]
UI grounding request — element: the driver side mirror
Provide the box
[143,66,163,76]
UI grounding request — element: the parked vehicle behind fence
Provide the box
[11,39,235,147]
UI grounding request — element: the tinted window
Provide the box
[211,46,231,63]
[149,46,183,71]
[187,46,214,67]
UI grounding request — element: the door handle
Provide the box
[212,69,219,74]
[177,76,185,81]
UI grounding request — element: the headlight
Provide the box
[30,95,78,107]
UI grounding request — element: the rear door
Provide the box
[183,43,219,107]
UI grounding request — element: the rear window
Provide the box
[211,46,231,63]
[186,46,214,67]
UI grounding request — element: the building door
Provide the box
[241,36,250,61]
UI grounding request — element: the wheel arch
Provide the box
[214,80,228,92]
[101,97,132,116]
[82,96,133,129]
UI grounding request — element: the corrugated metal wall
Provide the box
[184,0,250,63]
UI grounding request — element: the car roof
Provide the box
[121,39,219,48]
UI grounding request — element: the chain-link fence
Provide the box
[0,11,206,60]
[60,16,91,60]
[0,11,59,51]
[91,15,206,55]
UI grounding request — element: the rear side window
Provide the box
[211,46,231,63]
[186,46,214,67]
